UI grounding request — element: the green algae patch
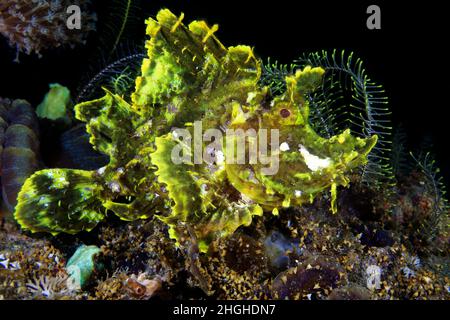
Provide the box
[36,83,72,124]
[66,245,101,289]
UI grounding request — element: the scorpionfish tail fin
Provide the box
[14,169,105,235]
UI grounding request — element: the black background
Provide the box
[0,0,448,185]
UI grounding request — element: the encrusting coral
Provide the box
[13,9,377,252]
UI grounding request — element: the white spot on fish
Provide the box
[200,184,208,195]
[216,150,225,165]
[298,144,331,171]
[246,92,257,103]
[108,181,121,193]
[279,142,290,152]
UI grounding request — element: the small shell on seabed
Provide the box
[124,273,162,299]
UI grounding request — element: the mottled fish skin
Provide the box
[14,9,377,252]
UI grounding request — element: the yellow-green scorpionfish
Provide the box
[14,9,377,251]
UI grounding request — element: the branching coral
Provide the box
[26,274,70,299]
[14,9,377,252]
[0,0,96,61]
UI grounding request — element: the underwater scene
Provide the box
[0,0,448,302]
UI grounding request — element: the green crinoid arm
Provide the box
[14,169,105,235]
